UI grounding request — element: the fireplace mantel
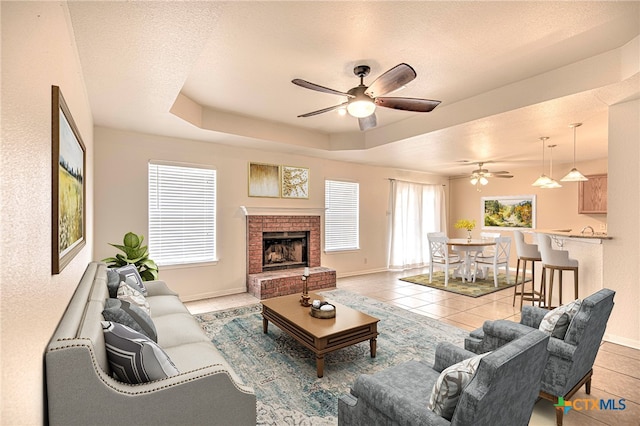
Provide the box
[240,206,326,216]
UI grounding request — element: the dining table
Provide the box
[446,239,496,282]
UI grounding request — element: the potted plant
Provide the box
[454,219,476,242]
[103,232,159,281]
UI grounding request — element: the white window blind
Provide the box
[325,180,359,252]
[148,162,216,266]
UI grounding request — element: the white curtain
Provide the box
[387,180,447,270]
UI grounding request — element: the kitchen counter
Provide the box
[536,229,612,240]
[523,229,607,306]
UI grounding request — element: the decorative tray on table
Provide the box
[309,301,336,319]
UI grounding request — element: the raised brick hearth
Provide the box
[247,266,337,300]
[244,210,336,299]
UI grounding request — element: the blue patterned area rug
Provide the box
[195,289,468,425]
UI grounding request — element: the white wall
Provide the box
[93,127,447,301]
[1,2,94,423]
[604,98,640,348]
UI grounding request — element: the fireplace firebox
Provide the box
[262,231,308,271]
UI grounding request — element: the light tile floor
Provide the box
[185,268,639,426]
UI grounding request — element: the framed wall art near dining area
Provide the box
[51,85,86,274]
[482,195,536,230]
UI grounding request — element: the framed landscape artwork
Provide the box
[52,86,86,274]
[248,162,280,197]
[482,195,536,230]
[281,166,309,199]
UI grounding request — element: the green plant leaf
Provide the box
[139,269,158,281]
[139,259,158,270]
[128,246,147,260]
[115,253,132,263]
[109,243,128,252]
[123,232,141,249]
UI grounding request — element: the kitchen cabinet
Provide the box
[578,174,607,214]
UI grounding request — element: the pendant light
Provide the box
[532,137,553,187]
[543,144,562,188]
[561,123,588,182]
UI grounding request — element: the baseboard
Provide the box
[337,267,389,278]
[603,333,640,350]
[180,286,248,303]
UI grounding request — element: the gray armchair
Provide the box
[464,288,615,426]
[338,330,550,426]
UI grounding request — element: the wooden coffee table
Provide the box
[261,292,379,378]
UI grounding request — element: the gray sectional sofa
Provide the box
[45,262,256,425]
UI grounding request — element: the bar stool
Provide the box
[538,234,579,308]
[512,231,542,309]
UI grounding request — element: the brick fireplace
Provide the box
[243,207,336,299]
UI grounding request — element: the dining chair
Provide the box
[427,233,462,286]
[474,236,511,287]
[474,232,501,264]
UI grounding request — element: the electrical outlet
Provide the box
[599,223,607,232]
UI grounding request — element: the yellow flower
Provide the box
[454,219,476,231]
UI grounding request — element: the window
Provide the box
[148,161,216,266]
[324,179,359,252]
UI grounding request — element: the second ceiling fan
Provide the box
[292,63,441,131]
[467,162,513,187]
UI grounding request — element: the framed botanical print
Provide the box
[52,86,86,273]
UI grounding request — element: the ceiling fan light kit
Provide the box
[561,123,588,182]
[292,63,441,130]
[467,161,512,191]
[346,87,376,118]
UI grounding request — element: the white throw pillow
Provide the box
[427,352,488,420]
[117,281,150,315]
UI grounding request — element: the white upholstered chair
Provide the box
[513,230,543,309]
[538,233,579,308]
[427,233,462,286]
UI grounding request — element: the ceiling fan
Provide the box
[466,162,513,189]
[292,63,441,131]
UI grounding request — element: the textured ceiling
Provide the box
[67,1,640,176]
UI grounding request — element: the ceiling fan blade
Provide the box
[364,63,417,97]
[358,113,377,131]
[374,97,441,112]
[297,102,348,118]
[292,79,354,98]
[493,175,514,178]
[489,171,511,175]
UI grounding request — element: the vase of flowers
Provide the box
[454,219,476,242]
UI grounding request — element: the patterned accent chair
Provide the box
[338,330,549,426]
[464,288,615,426]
